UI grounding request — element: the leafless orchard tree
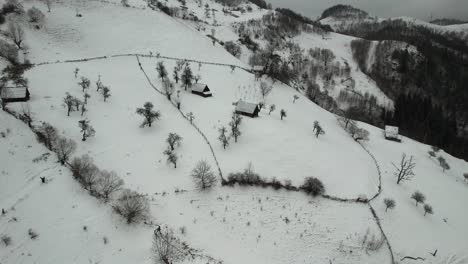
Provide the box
[55,136,77,165]
[393,153,416,184]
[7,21,25,50]
[191,160,217,190]
[113,189,149,224]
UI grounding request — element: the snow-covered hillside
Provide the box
[1,0,468,264]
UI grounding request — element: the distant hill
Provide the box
[430,18,468,26]
[320,4,369,20]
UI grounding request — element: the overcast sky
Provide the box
[267,0,468,21]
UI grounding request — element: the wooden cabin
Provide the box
[385,125,401,142]
[235,100,260,118]
[191,83,212,97]
[0,87,30,103]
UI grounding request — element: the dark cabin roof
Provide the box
[191,83,209,93]
[1,87,28,100]
[235,101,258,114]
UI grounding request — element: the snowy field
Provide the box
[1,0,468,263]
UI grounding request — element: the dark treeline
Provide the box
[346,19,468,160]
[385,94,468,159]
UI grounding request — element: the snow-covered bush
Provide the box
[27,7,45,25]
[36,122,58,150]
[97,170,124,201]
[191,160,217,190]
[70,154,100,191]
[226,163,263,186]
[55,136,77,165]
[437,156,450,172]
[113,189,149,224]
[224,41,242,58]
[301,177,325,196]
[6,21,25,49]
[361,229,384,252]
[1,0,24,15]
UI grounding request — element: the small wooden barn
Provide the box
[235,100,260,118]
[0,87,30,103]
[252,65,264,75]
[191,83,212,97]
[385,125,401,142]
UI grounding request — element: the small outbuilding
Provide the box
[0,87,30,103]
[385,125,401,142]
[191,83,212,97]
[253,66,265,79]
[235,100,260,118]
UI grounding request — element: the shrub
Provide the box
[423,204,433,216]
[361,228,384,252]
[1,234,12,246]
[55,136,77,165]
[411,191,425,206]
[28,228,39,239]
[70,155,100,192]
[464,173,468,182]
[301,177,325,196]
[113,189,149,224]
[152,227,184,264]
[383,198,395,212]
[27,6,45,24]
[224,41,242,58]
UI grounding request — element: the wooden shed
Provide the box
[0,87,30,103]
[385,125,401,142]
[191,83,212,97]
[235,100,260,118]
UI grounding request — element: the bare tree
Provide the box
[136,102,161,128]
[260,81,272,100]
[78,119,95,141]
[7,21,25,50]
[186,112,195,124]
[191,160,217,189]
[63,92,76,116]
[0,39,19,63]
[101,86,111,102]
[163,149,178,168]
[55,136,76,165]
[218,126,229,149]
[313,121,325,138]
[280,109,287,120]
[383,198,395,212]
[437,156,450,172]
[152,227,184,264]
[229,112,242,143]
[70,154,99,191]
[166,133,182,151]
[293,95,299,103]
[423,204,433,216]
[113,189,149,224]
[78,77,91,92]
[393,154,416,184]
[19,103,33,128]
[268,104,276,115]
[37,122,58,150]
[411,191,425,206]
[162,78,174,101]
[181,65,193,90]
[156,61,168,80]
[83,92,91,104]
[301,177,325,196]
[97,170,124,201]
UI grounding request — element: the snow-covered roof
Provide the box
[253,65,264,72]
[191,83,209,93]
[385,125,399,138]
[235,100,258,114]
[1,87,28,99]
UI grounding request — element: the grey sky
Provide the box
[267,0,468,21]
